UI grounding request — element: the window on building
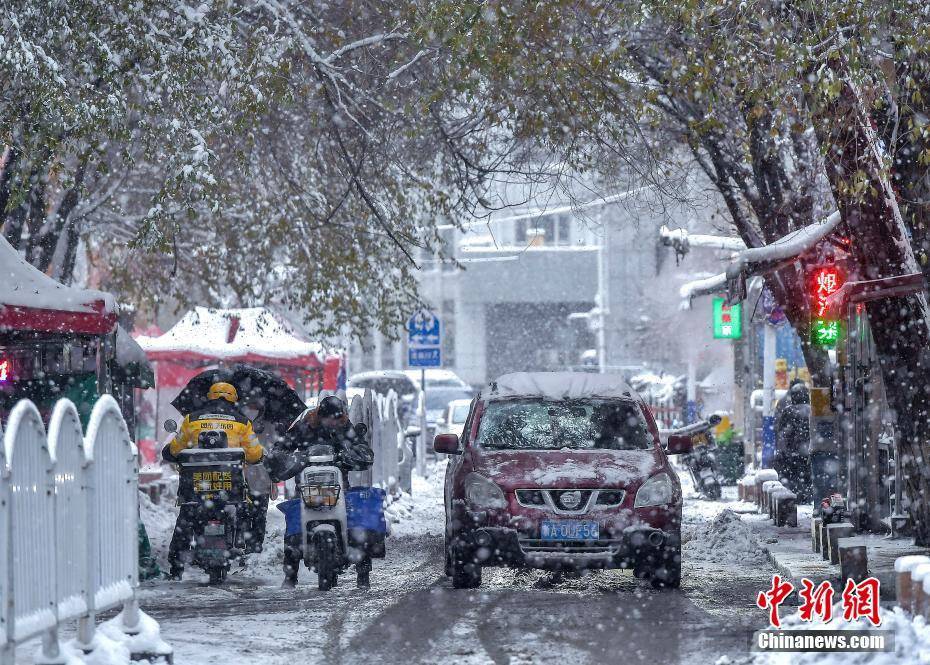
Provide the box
[557,215,571,245]
[515,215,571,246]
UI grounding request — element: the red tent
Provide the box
[136,306,343,392]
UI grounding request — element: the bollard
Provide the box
[775,491,797,527]
[767,483,785,519]
[740,473,758,503]
[912,563,930,618]
[756,469,779,483]
[840,544,868,584]
[785,496,798,528]
[895,555,930,613]
[761,480,782,513]
[746,479,759,504]
[820,521,832,561]
[771,489,787,522]
[812,517,823,552]
[914,576,930,621]
[826,523,855,565]
[914,562,930,616]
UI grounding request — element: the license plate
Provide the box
[540,520,599,541]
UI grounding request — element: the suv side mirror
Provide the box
[164,419,178,433]
[665,434,693,455]
[433,433,461,455]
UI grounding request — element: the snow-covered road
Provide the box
[135,464,774,664]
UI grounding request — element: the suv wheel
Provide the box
[451,545,482,589]
[649,542,681,590]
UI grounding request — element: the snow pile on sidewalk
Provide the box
[684,508,768,565]
[384,460,446,538]
[97,608,173,662]
[42,608,172,665]
[751,606,930,664]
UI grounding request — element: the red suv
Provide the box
[434,372,693,590]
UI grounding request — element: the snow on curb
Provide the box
[46,609,172,665]
[98,608,173,661]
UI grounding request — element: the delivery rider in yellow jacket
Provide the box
[167,382,264,463]
[165,382,266,579]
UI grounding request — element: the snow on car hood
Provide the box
[472,448,662,490]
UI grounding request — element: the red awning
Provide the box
[0,300,117,335]
[143,348,324,367]
[0,236,118,336]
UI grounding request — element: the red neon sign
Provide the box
[811,266,843,318]
[0,358,9,382]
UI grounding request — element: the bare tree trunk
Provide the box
[0,146,20,229]
[36,153,89,273]
[812,71,930,544]
[60,217,82,285]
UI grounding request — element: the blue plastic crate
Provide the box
[275,498,303,537]
[346,486,387,534]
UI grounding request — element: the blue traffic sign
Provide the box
[409,347,441,367]
[407,310,441,348]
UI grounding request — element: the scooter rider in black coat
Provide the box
[264,395,374,586]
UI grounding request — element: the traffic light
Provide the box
[809,265,844,347]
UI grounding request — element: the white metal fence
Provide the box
[349,389,412,494]
[0,396,159,664]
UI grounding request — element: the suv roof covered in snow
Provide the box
[484,371,637,402]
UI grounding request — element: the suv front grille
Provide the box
[514,489,625,512]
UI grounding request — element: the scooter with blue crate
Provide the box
[277,441,386,590]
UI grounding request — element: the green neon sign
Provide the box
[811,319,843,347]
[712,298,742,339]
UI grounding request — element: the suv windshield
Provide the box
[476,399,653,451]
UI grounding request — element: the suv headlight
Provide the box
[465,473,506,509]
[634,472,674,508]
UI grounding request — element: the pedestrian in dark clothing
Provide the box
[774,381,812,500]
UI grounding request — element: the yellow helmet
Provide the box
[207,382,238,403]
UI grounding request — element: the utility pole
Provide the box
[761,322,777,468]
[596,229,609,373]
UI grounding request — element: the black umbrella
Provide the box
[170,364,306,432]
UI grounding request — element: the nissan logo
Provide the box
[559,490,582,510]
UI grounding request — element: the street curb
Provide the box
[734,507,927,601]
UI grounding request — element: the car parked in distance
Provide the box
[436,398,473,439]
[422,387,474,440]
[346,370,420,424]
[403,369,472,390]
[435,371,693,590]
